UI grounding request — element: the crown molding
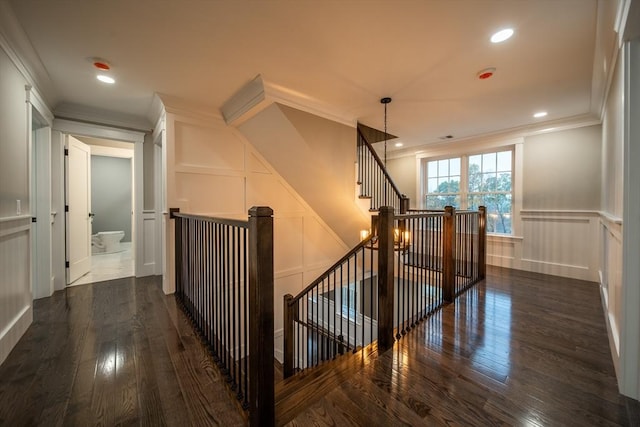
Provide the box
[221,74,356,128]
[155,93,224,123]
[54,102,152,133]
[263,80,356,128]
[0,1,57,109]
[25,84,54,126]
[53,118,145,143]
[388,113,601,159]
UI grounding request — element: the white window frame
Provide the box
[418,140,522,236]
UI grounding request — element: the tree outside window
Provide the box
[423,150,513,234]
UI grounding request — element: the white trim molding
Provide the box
[488,209,600,282]
[221,74,356,128]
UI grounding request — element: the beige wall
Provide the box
[386,156,417,208]
[239,104,369,247]
[162,107,349,360]
[523,125,602,210]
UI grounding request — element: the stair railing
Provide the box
[357,127,409,213]
[171,206,275,427]
[282,206,487,379]
[282,232,379,378]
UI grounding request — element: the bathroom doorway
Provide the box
[66,135,135,286]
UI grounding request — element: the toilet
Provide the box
[92,231,125,254]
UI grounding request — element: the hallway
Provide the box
[0,275,246,426]
[0,268,638,426]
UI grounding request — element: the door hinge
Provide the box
[64,148,69,156]
[65,205,69,212]
[65,261,70,268]
[31,217,37,223]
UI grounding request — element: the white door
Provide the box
[66,135,92,284]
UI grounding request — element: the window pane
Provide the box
[483,173,497,191]
[483,153,496,172]
[428,161,437,177]
[438,159,449,176]
[469,154,481,170]
[450,158,461,175]
[469,168,482,192]
[449,177,460,193]
[497,151,511,172]
[467,194,484,210]
[498,172,511,191]
[428,178,438,192]
[485,194,512,234]
[438,177,449,192]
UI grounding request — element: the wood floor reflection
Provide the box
[285,267,639,426]
[0,275,245,426]
[1,268,638,426]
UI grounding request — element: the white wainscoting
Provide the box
[487,210,600,282]
[0,216,33,365]
[599,212,623,375]
[136,211,156,277]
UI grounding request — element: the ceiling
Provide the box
[3,0,619,152]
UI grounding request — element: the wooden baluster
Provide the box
[283,294,295,379]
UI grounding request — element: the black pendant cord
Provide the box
[384,102,387,166]
[380,97,391,166]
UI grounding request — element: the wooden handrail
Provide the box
[287,234,375,305]
[357,127,408,212]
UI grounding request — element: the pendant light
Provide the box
[381,97,392,166]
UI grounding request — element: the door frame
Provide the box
[26,86,54,299]
[65,135,92,284]
[52,119,145,281]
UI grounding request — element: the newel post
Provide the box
[400,195,410,214]
[248,206,275,427]
[377,206,395,351]
[478,206,487,280]
[170,208,182,296]
[283,294,295,379]
[443,206,456,303]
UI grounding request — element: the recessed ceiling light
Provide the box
[533,111,548,118]
[395,142,403,147]
[97,74,115,84]
[491,28,514,43]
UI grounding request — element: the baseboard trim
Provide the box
[0,304,32,365]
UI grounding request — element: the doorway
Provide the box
[65,135,135,286]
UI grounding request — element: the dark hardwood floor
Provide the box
[283,267,640,426]
[0,275,246,426]
[1,267,638,426]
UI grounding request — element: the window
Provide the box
[422,149,513,234]
[425,157,461,209]
[341,283,358,321]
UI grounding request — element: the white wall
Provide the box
[387,124,602,282]
[601,45,625,376]
[239,104,369,248]
[160,103,349,361]
[0,43,33,365]
[523,126,601,210]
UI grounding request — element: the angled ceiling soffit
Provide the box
[222,74,356,128]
